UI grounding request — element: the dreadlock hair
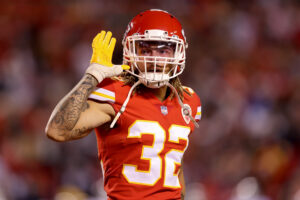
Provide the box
[120,72,191,100]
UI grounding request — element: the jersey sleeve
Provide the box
[183,86,202,122]
[194,95,202,122]
[194,103,202,122]
[88,78,116,104]
[88,78,131,127]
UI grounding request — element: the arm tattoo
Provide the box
[181,193,184,200]
[67,126,93,140]
[50,74,98,138]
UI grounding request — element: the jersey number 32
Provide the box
[122,120,190,188]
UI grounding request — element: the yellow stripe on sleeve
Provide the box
[91,91,115,101]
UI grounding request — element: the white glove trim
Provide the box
[85,63,123,83]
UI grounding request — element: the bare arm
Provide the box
[179,163,186,200]
[45,31,129,142]
[45,74,115,142]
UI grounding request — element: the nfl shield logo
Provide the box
[160,106,168,115]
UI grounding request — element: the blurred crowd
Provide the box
[0,0,300,199]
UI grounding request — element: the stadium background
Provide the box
[0,0,300,199]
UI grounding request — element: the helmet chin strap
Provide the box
[110,79,199,128]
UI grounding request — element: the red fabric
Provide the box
[90,78,201,200]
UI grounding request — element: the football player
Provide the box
[46,9,202,200]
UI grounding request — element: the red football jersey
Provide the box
[88,78,202,200]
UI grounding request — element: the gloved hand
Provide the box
[86,31,130,83]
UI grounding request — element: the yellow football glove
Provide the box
[86,31,130,83]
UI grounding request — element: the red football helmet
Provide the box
[122,9,188,88]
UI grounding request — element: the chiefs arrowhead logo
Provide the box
[181,104,192,124]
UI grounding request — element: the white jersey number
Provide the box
[122,120,190,188]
